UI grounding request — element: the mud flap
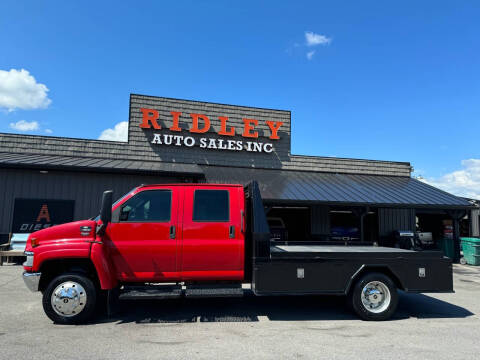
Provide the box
[107,287,120,318]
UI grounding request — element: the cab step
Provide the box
[118,284,244,300]
[119,285,182,300]
[185,284,244,298]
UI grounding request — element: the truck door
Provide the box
[105,187,182,281]
[181,186,244,281]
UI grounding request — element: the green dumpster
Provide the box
[437,237,455,259]
[460,237,480,266]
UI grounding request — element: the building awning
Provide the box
[0,152,204,177]
[201,165,473,209]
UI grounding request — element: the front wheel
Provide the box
[349,272,398,321]
[42,273,97,324]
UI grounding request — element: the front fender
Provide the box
[32,239,118,290]
[90,242,118,290]
[33,239,91,272]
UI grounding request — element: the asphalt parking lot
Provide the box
[1,264,479,360]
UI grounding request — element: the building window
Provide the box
[120,190,171,222]
[193,190,229,222]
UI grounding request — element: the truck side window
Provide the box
[193,190,229,222]
[119,190,171,222]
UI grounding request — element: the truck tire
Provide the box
[42,273,97,324]
[349,272,398,321]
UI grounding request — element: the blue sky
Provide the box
[1,1,479,197]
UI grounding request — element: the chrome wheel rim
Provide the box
[51,281,87,317]
[361,281,391,314]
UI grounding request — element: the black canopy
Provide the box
[202,165,472,209]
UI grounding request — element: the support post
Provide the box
[360,213,365,242]
[453,218,461,263]
[447,210,467,263]
[352,207,369,243]
[470,209,480,237]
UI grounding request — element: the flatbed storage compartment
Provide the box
[252,245,453,295]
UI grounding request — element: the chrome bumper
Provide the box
[23,272,41,292]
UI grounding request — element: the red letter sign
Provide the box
[265,121,283,140]
[242,119,259,138]
[139,108,161,129]
[190,113,211,133]
[170,112,182,132]
[36,204,51,222]
[218,116,235,136]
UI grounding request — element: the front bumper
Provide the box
[23,272,41,292]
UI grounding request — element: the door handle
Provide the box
[240,210,244,233]
[170,225,176,239]
[229,225,235,239]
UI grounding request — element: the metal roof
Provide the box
[201,166,473,209]
[0,152,204,177]
[0,152,471,209]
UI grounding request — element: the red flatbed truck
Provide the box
[22,181,453,324]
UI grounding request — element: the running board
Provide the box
[119,284,244,300]
[185,284,244,298]
[119,285,182,300]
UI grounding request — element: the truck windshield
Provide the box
[91,188,136,220]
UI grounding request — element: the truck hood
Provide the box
[26,220,97,250]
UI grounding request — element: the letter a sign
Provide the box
[11,199,75,233]
[36,204,51,222]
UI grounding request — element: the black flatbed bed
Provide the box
[269,244,446,260]
[245,181,454,296]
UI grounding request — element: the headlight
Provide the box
[23,251,34,267]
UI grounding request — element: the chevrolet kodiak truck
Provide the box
[22,182,453,324]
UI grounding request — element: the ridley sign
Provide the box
[139,108,283,153]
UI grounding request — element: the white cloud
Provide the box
[306,50,316,60]
[45,129,53,134]
[0,69,52,111]
[98,121,128,142]
[305,31,331,46]
[9,120,39,131]
[419,159,480,199]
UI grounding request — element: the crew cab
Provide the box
[22,182,453,324]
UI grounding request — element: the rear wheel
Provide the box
[42,273,97,324]
[349,272,398,321]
